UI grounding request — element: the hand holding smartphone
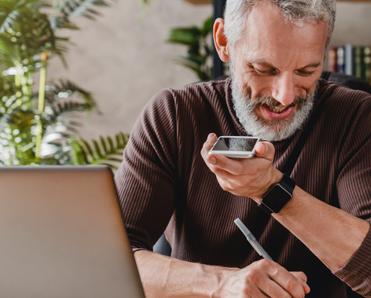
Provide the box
[209,136,260,159]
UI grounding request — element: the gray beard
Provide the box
[231,78,315,141]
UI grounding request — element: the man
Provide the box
[115,0,371,297]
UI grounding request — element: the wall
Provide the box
[49,1,211,138]
[333,2,371,46]
[48,1,371,138]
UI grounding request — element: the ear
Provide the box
[213,18,230,63]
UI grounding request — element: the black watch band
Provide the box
[258,174,295,214]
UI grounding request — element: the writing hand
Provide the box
[214,259,310,298]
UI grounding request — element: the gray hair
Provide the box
[224,0,336,48]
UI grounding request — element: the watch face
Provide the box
[260,175,294,214]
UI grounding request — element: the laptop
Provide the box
[0,166,145,298]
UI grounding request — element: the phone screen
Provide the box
[212,137,259,152]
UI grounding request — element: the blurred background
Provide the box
[1,0,370,166]
[48,0,371,137]
[48,0,210,138]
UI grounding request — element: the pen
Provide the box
[234,218,273,261]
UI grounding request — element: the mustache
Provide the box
[249,96,307,110]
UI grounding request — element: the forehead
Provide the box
[233,1,328,67]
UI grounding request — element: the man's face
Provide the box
[229,2,328,141]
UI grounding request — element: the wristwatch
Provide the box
[259,174,295,214]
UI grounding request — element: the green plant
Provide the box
[168,16,213,81]
[70,132,129,168]
[0,0,131,168]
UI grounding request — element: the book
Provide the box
[364,46,371,84]
[327,47,337,72]
[344,43,353,76]
[336,46,345,73]
[353,46,363,80]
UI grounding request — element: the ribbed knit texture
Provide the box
[115,78,371,298]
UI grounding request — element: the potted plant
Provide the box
[0,0,131,168]
[168,16,213,81]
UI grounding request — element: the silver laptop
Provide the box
[0,166,145,298]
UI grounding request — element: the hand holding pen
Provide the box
[218,218,311,297]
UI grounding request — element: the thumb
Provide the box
[254,141,275,161]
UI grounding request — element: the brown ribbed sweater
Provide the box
[115,78,371,298]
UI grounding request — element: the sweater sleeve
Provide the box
[114,89,178,251]
[334,96,371,297]
[334,226,371,297]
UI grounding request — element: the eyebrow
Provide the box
[249,60,321,70]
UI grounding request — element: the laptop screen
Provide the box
[0,166,145,298]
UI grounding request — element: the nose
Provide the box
[272,73,296,106]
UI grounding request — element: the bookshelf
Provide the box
[327,45,371,83]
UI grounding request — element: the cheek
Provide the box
[233,68,267,98]
[296,76,320,97]
[233,68,252,97]
[244,76,274,98]
[241,82,252,98]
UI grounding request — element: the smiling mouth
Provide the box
[264,103,293,113]
[259,104,296,121]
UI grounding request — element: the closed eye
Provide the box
[250,65,278,76]
[295,69,316,77]
[295,62,320,77]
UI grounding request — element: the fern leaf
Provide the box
[69,132,129,169]
[168,15,213,81]
[47,101,93,122]
[54,0,111,20]
[46,80,95,107]
[168,27,201,46]
[0,2,58,69]
[92,139,104,159]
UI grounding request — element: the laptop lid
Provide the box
[0,166,145,298]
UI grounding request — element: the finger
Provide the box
[243,281,267,298]
[213,169,238,193]
[202,141,246,175]
[207,159,247,189]
[263,261,307,298]
[206,150,258,176]
[208,153,270,178]
[201,133,217,155]
[243,265,292,298]
[254,141,275,161]
[201,133,218,163]
[201,147,234,179]
[258,278,292,298]
[290,272,311,294]
[205,133,217,150]
[201,140,240,182]
[208,154,244,175]
[290,271,307,283]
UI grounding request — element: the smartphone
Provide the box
[209,136,260,159]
